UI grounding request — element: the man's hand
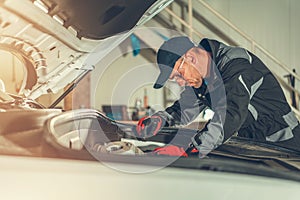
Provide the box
[136,115,164,138]
[153,145,188,157]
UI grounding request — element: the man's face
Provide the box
[169,48,208,88]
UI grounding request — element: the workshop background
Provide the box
[0,0,299,121]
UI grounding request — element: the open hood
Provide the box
[0,0,173,99]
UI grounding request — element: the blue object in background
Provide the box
[130,34,140,56]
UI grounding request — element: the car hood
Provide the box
[0,0,173,99]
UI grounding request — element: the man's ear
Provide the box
[185,48,197,65]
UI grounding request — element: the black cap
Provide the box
[153,36,195,89]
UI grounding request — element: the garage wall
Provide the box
[200,0,299,79]
[91,38,166,115]
[156,0,299,74]
[192,0,299,103]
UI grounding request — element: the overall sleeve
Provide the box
[164,86,208,126]
[192,59,260,157]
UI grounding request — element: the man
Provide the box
[136,36,300,158]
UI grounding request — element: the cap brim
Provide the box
[153,64,173,89]
[153,83,163,89]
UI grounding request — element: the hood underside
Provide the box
[39,0,156,39]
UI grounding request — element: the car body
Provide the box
[1,1,300,199]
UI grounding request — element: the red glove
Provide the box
[136,115,163,138]
[153,145,188,157]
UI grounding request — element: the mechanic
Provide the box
[136,36,300,158]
